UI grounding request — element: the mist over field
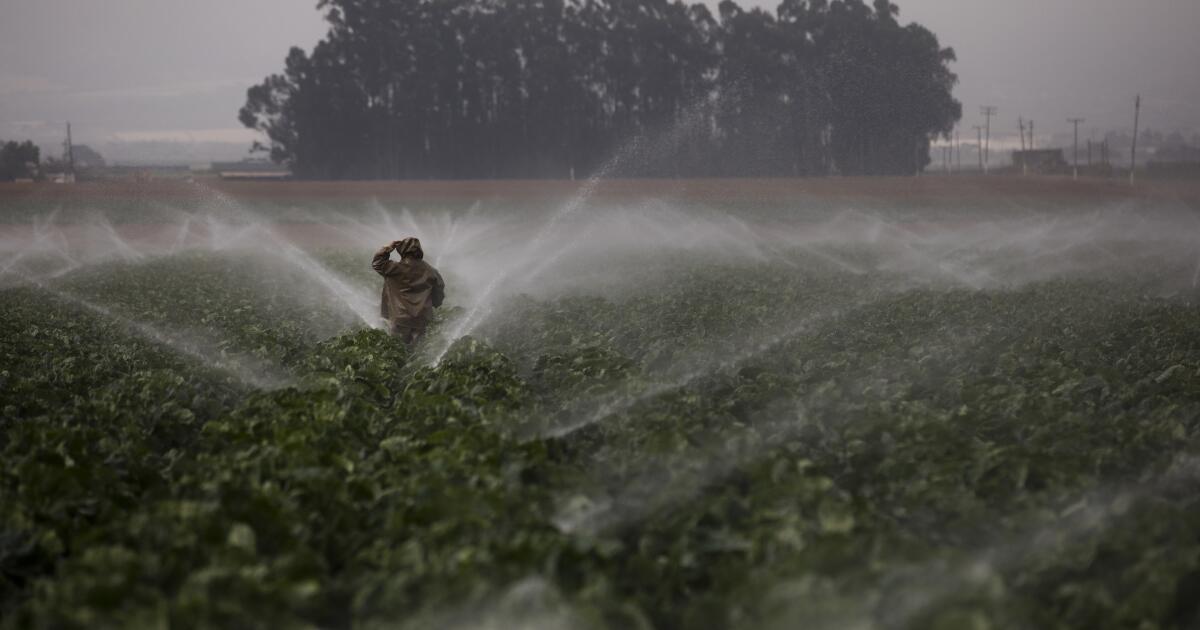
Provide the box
[4,0,1200,628]
[3,174,1200,628]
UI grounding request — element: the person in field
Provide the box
[372,237,445,346]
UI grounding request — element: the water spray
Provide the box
[13,272,290,390]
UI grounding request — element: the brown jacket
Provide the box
[372,245,445,328]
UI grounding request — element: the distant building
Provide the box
[71,145,106,171]
[1150,144,1200,163]
[1147,145,1200,178]
[101,164,193,181]
[44,168,75,184]
[211,159,291,181]
[1011,149,1068,175]
[44,145,107,181]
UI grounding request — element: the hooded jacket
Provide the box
[372,238,445,327]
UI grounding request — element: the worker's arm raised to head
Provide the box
[372,243,401,276]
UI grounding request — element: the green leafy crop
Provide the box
[3,246,1200,630]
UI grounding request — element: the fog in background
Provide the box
[1,0,1197,163]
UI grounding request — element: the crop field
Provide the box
[3,177,1200,629]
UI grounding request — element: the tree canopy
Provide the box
[241,0,961,179]
[0,141,40,181]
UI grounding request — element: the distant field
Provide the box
[2,174,1197,252]
[2,174,1198,206]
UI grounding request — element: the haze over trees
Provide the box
[0,141,40,181]
[240,0,962,180]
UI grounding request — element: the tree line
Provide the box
[240,0,962,180]
[0,141,40,182]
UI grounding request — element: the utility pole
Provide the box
[955,130,961,173]
[1068,117,1085,179]
[1028,120,1034,151]
[1018,118,1028,175]
[1130,94,1141,184]
[980,106,997,173]
[65,122,76,180]
[973,125,984,173]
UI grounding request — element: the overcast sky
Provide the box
[2,0,1198,161]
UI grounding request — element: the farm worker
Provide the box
[372,237,445,347]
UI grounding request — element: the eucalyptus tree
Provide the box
[241,0,961,179]
[0,140,40,181]
[807,0,960,175]
[713,1,797,176]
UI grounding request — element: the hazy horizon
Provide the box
[2,0,1198,164]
